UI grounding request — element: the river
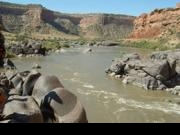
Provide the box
[13,46,180,123]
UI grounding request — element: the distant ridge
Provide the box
[0,1,135,39]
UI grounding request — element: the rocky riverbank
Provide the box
[6,40,46,57]
[0,69,88,123]
[105,50,180,96]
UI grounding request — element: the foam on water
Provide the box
[83,84,95,89]
[77,88,180,115]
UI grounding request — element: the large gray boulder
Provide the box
[40,88,88,123]
[2,95,43,123]
[32,75,64,102]
[142,60,175,81]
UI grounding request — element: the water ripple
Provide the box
[77,89,180,115]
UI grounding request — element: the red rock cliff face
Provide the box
[130,7,180,39]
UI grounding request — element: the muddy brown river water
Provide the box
[13,46,180,123]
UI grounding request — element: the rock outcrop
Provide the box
[106,50,180,95]
[0,1,135,39]
[0,69,88,123]
[130,4,180,39]
[6,40,46,57]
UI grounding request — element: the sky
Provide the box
[1,0,180,16]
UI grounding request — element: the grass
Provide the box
[42,39,71,50]
[121,39,170,51]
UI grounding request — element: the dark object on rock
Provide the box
[40,88,88,123]
[3,59,16,70]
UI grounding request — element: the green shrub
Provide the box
[42,40,60,50]
[122,40,169,51]
[175,43,180,49]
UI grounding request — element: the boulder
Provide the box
[22,70,41,96]
[2,95,43,123]
[40,88,88,123]
[142,60,173,81]
[32,75,64,102]
[109,59,126,75]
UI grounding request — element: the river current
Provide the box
[13,46,180,123]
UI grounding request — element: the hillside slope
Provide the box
[0,2,135,40]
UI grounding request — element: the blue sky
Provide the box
[1,0,180,16]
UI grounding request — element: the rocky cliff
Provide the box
[130,5,180,39]
[0,2,135,39]
[80,14,134,39]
